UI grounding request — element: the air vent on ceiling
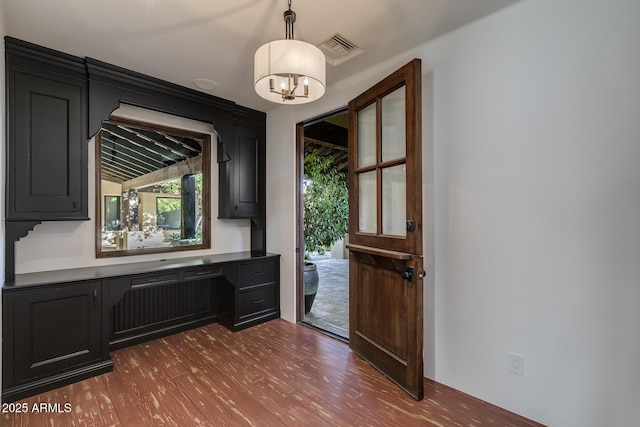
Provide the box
[318,33,364,66]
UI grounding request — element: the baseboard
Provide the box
[109,315,219,350]
[220,310,280,332]
[2,359,114,403]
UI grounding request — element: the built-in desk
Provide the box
[2,251,280,402]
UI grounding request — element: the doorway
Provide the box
[296,108,349,340]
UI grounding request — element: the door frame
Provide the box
[295,120,305,322]
[295,107,349,323]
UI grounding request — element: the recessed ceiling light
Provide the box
[193,78,218,90]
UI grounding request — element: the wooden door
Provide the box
[348,59,424,400]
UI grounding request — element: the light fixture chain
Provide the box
[284,0,296,40]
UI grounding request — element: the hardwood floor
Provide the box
[2,319,544,426]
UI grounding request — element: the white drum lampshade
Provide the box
[253,1,326,104]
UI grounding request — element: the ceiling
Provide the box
[304,111,348,173]
[3,0,518,113]
[100,121,203,184]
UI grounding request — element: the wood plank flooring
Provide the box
[2,319,544,426]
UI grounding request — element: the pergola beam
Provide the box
[121,155,202,192]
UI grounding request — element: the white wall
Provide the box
[267,0,640,426]
[14,105,251,274]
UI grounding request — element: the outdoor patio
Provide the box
[302,257,349,339]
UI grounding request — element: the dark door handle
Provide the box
[402,267,415,283]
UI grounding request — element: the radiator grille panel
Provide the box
[111,281,213,341]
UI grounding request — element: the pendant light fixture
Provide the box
[254,0,326,104]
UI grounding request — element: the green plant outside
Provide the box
[303,154,348,259]
[157,174,203,213]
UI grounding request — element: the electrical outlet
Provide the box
[509,352,524,376]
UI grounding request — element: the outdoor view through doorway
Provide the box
[299,109,349,340]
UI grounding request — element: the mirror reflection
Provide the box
[96,118,211,257]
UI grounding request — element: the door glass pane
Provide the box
[381,86,406,162]
[357,103,376,167]
[358,171,376,233]
[382,165,406,236]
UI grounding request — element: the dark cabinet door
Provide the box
[6,62,88,220]
[234,126,260,216]
[10,281,102,384]
[219,125,265,219]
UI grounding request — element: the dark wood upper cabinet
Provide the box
[218,124,266,219]
[6,40,88,221]
[3,36,268,281]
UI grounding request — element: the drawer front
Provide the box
[238,260,276,287]
[183,267,222,281]
[238,283,276,318]
[131,273,178,288]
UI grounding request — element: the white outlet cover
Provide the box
[509,352,525,376]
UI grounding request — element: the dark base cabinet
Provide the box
[108,270,223,350]
[2,252,280,402]
[220,256,281,331]
[2,281,112,402]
